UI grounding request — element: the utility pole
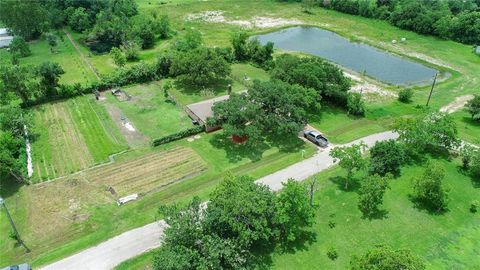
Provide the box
[0,197,30,252]
[426,73,438,107]
[308,178,318,207]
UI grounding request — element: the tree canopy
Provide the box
[466,94,480,121]
[330,143,367,189]
[350,244,426,270]
[412,161,449,212]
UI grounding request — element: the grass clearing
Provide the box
[102,82,193,139]
[271,158,480,269]
[30,96,128,182]
[0,32,97,85]
[451,110,480,145]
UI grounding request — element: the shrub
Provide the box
[152,126,205,146]
[327,247,338,261]
[347,93,365,116]
[398,88,413,103]
[470,200,479,213]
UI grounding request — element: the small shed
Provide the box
[0,28,13,48]
[476,46,480,55]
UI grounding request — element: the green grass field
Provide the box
[0,32,97,85]
[30,96,128,182]
[270,158,480,269]
[2,0,480,268]
[103,81,193,139]
[113,156,480,270]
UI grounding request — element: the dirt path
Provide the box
[104,103,149,148]
[440,94,474,114]
[63,29,101,81]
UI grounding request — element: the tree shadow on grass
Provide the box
[174,78,232,98]
[409,195,449,216]
[279,230,317,254]
[0,177,24,199]
[209,133,269,163]
[329,176,361,192]
[362,209,389,221]
[266,134,307,154]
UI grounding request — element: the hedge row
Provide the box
[152,125,205,146]
[24,60,167,107]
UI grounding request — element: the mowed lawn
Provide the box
[271,158,480,269]
[451,110,480,145]
[0,31,97,85]
[103,82,193,139]
[30,96,128,182]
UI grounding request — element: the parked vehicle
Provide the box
[303,130,329,147]
[1,264,31,270]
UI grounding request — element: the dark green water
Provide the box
[256,26,438,86]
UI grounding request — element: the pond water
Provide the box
[255,26,438,86]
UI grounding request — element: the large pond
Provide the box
[255,26,438,86]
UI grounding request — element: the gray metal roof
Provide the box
[186,95,230,123]
[476,46,480,55]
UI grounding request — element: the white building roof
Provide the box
[0,28,9,36]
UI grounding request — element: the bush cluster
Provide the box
[152,126,205,146]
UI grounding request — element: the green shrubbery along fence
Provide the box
[152,125,205,146]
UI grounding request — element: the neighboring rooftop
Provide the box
[0,28,13,48]
[476,46,480,55]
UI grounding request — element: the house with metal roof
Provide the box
[0,28,13,48]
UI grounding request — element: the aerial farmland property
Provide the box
[0,1,479,270]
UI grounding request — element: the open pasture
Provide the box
[30,96,128,182]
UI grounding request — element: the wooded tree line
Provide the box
[283,0,480,45]
[0,0,171,53]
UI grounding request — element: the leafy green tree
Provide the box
[249,80,320,137]
[210,93,263,142]
[468,150,480,179]
[175,29,202,51]
[134,18,156,49]
[275,179,315,245]
[44,32,58,53]
[369,140,406,176]
[330,143,367,189]
[394,112,460,156]
[271,54,350,106]
[0,103,31,138]
[0,0,50,39]
[110,47,126,67]
[0,65,37,103]
[121,41,140,61]
[86,11,129,53]
[350,244,426,270]
[110,0,138,17]
[205,174,277,247]
[0,131,25,182]
[156,15,171,39]
[358,174,390,217]
[412,161,449,212]
[398,88,413,103]
[68,7,92,32]
[36,62,65,97]
[231,31,250,61]
[9,37,31,58]
[465,94,480,121]
[347,92,365,116]
[170,47,230,87]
